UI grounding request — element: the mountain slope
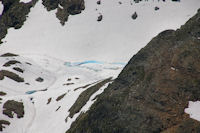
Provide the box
[67,9,200,133]
[0,0,200,133]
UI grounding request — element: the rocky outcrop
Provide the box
[0,0,37,43]
[68,78,112,119]
[42,0,85,25]
[3,100,24,118]
[0,120,10,131]
[0,70,24,82]
[67,9,200,133]
[0,0,85,42]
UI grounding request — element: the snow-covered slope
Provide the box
[0,0,200,62]
[0,54,56,96]
[0,53,123,133]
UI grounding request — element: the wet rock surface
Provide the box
[67,9,200,133]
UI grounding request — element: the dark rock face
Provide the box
[56,93,66,101]
[0,91,6,96]
[0,53,18,57]
[97,0,101,5]
[42,0,59,11]
[132,12,138,20]
[68,78,112,119]
[67,9,200,133]
[56,7,69,25]
[13,67,24,73]
[42,0,85,25]
[0,0,37,43]
[0,0,85,42]
[3,60,21,67]
[97,14,103,22]
[0,120,10,131]
[3,100,24,118]
[155,6,160,11]
[0,70,24,82]
[35,77,44,82]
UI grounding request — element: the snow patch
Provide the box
[20,0,33,3]
[58,4,63,9]
[171,67,176,71]
[0,55,56,95]
[0,1,3,15]
[185,101,200,121]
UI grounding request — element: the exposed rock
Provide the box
[13,67,24,73]
[97,0,101,5]
[67,9,200,133]
[3,60,21,67]
[3,100,24,118]
[0,0,85,42]
[56,106,61,111]
[63,83,74,86]
[74,83,94,91]
[0,91,6,96]
[42,0,59,11]
[0,0,37,43]
[97,14,103,22]
[25,82,30,85]
[42,0,85,25]
[68,78,112,119]
[0,70,24,82]
[25,62,32,65]
[64,0,85,15]
[56,7,69,25]
[47,98,52,104]
[56,93,66,101]
[0,120,10,131]
[0,53,18,57]
[155,6,160,11]
[132,12,138,20]
[36,77,44,82]
[134,0,142,3]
